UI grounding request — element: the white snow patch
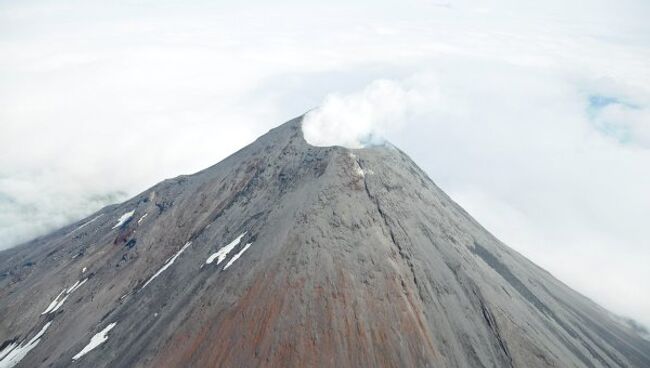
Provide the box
[72,323,116,361]
[141,242,192,290]
[42,278,87,315]
[354,165,365,178]
[0,322,52,368]
[0,344,16,361]
[137,213,148,225]
[71,214,104,234]
[41,289,66,315]
[205,233,246,265]
[50,294,69,313]
[112,210,135,229]
[348,152,365,177]
[67,280,80,293]
[223,243,252,270]
[68,279,87,294]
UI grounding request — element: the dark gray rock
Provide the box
[0,116,648,368]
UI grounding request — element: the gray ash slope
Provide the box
[1,117,649,368]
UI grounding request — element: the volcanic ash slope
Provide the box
[1,117,649,368]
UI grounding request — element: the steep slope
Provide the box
[1,117,649,368]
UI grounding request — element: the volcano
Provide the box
[1,117,649,368]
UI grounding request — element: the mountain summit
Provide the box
[1,117,649,367]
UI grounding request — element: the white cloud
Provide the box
[0,0,649,330]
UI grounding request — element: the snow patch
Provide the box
[68,279,87,294]
[112,210,135,229]
[206,233,246,265]
[354,165,365,178]
[71,214,104,234]
[223,243,252,270]
[72,323,116,361]
[141,242,192,290]
[42,278,88,315]
[137,213,148,225]
[348,152,365,178]
[67,280,80,293]
[0,322,52,368]
[0,344,16,361]
[50,295,69,313]
[41,289,66,315]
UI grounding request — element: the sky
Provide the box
[1,0,649,328]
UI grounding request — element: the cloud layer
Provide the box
[1,0,649,329]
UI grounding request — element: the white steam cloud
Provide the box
[302,79,437,148]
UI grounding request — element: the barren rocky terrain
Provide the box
[1,117,649,367]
